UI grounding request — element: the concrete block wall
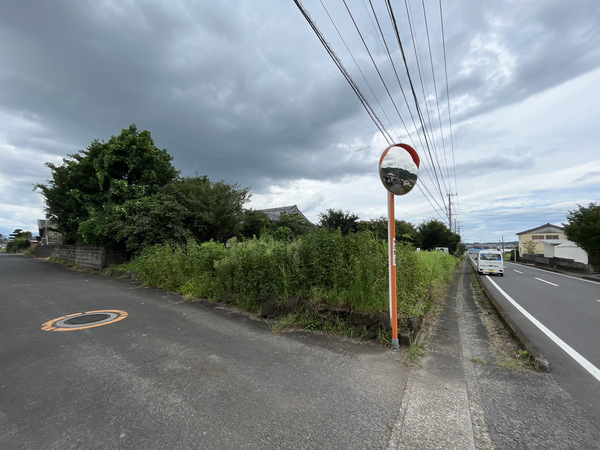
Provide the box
[521,254,594,274]
[34,245,128,270]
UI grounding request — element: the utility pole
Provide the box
[448,192,452,231]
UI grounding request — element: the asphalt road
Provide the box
[474,259,600,427]
[0,254,406,449]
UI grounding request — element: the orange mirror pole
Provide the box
[379,142,420,351]
[388,191,399,349]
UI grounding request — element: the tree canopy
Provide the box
[318,209,359,235]
[563,202,600,267]
[169,176,250,243]
[36,125,179,245]
[240,209,272,239]
[36,125,249,254]
[272,213,314,239]
[6,229,32,253]
[357,217,420,245]
[417,219,461,254]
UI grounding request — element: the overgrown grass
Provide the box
[118,230,457,321]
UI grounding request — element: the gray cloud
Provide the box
[0,0,598,241]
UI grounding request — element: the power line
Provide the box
[293,0,394,144]
[293,0,460,231]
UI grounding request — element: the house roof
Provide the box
[516,223,563,235]
[541,239,568,246]
[556,240,583,249]
[258,205,311,223]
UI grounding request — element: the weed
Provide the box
[408,342,426,360]
[116,231,458,339]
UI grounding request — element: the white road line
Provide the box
[513,269,523,274]
[535,277,559,286]
[504,262,599,284]
[487,277,600,383]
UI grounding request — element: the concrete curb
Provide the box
[470,264,550,371]
[582,275,600,283]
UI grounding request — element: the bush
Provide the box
[214,237,289,310]
[6,238,30,253]
[120,231,457,319]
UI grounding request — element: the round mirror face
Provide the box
[379,144,419,196]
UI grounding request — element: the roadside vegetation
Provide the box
[470,276,540,370]
[4,229,32,253]
[114,230,457,343]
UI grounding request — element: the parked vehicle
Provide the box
[476,250,504,276]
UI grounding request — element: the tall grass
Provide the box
[120,231,457,318]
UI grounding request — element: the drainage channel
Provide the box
[42,310,128,331]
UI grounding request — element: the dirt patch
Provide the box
[470,277,538,370]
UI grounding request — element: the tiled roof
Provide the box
[258,205,310,223]
[516,222,563,235]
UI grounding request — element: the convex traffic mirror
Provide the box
[379,143,420,196]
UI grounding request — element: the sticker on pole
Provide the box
[379,143,420,196]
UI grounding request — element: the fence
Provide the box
[520,254,595,274]
[34,245,128,270]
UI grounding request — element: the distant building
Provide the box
[258,205,311,223]
[542,239,588,264]
[37,219,62,245]
[516,223,564,256]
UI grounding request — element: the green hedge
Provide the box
[121,231,456,317]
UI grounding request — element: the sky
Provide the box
[1,0,599,243]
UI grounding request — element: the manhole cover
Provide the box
[64,313,112,325]
[42,310,128,332]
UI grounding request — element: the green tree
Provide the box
[417,219,461,254]
[396,220,420,246]
[563,202,600,267]
[273,212,313,238]
[78,193,192,254]
[36,125,179,245]
[169,176,250,243]
[9,229,32,240]
[357,217,419,244]
[318,209,359,235]
[523,240,538,256]
[357,217,387,239]
[6,229,33,253]
[240,209,272,239]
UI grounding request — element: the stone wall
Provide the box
[520,254,594,274]
[34,245,128,270]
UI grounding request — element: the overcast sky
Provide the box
[1,0,599,243]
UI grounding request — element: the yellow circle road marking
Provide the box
[41,310,128,332]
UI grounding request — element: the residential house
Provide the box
[516,223,565,256]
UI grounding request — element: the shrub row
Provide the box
[122,229,457,318]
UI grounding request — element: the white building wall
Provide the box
[542,242,556,258]
[555,243,589,264]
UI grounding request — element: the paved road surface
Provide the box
[0,254,406,449]
[475,259,600,427]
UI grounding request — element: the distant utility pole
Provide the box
[448,192,452,231]
[448,192,457,232]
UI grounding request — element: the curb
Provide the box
[470,264,550,371]
[582,275,600,283]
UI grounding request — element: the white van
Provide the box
[476,250,504,276]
